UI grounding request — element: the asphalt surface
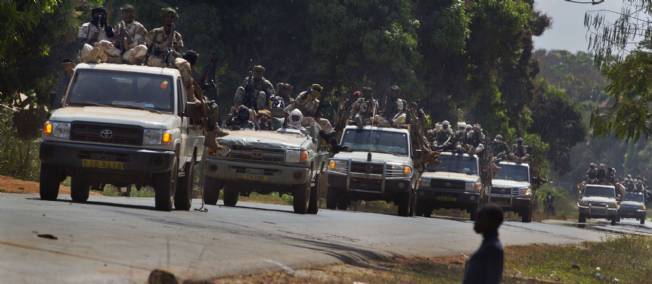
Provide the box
[0,193,613,283]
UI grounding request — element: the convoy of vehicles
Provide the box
[488,161,534,222]
[39,63,205,211]
[325,126,418,216]
[416,152,483,220]
[577,184,620,225]
[203,127,328,214]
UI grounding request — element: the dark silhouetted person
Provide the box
[463,203,504,284]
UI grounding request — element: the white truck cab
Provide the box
[40,63,204,211]
[490,161,534,222]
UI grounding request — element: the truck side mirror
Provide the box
[185,101,202,121]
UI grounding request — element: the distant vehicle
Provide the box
[326,126,418,217]
[618,191,647,225]
[577,184,620,225]
[39,63,205,211]
[416,152,483,220]
[489,161,534,223]
[203,127,328,214]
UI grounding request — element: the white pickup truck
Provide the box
[40,63,204,211]
[489,161,534,222]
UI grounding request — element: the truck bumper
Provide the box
[205,158,310,186]
[618,208,646,219]
[578,205,618,218]
[417,187,480,208]
[39,141,175,174]
[488,194,532,211]
[327,172,412,196]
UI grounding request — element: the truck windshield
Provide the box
[495,164,529,182]
[66,69,175,113]
[341,129,409,156]
[427,155,478,175]
[584,186,615,198]
[623,192,645,203]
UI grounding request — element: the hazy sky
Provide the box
[534,0,625,52]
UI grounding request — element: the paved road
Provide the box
[0,193,610,283]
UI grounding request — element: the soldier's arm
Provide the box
[175,32,184,52]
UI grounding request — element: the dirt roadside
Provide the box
[0,175,70,194]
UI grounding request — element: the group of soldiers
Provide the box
[582,163,651,201]
[427,121,529,162]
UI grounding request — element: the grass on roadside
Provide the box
[213,236,652,284]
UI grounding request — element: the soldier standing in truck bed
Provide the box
[146,7,184,67]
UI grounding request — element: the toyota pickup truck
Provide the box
[577,184,620,225]
[40,63,205,211]
[489,161,534,222]
[325,126,417,217]
[618,191,646,225]
[203,127,328,214]
[416,152,483,220]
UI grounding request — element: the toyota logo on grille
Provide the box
[99,129,113,140]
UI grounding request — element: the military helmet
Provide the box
[442,120,450,127]
[120,4,135,11]
[516,137,524,143]
[311,84,323,93]
[161,7,178,18]
[495,134,503,141]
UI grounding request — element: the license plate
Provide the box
[436,196,456,202]
[236,173,269,182]
[81,159,125,170]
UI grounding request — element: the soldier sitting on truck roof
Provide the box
[508,137,529,162]
[597,163,608,183]
[234,65,275,111]
[78,7,121,64]
[285,84,339,147]
[115,4,148,65]
[350,87,379,127]
[465,123,486,155]
[226,105,256,130]
[146,7,184,68]
[433,120,455,151]
[490,134,510,160]
[382,85,408,126]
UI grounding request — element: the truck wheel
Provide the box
[397,192,411,217]
[39,164,61,201]
[326,187,338,210]
[175,155,196,211]
[223,186,239,207]
[416,201,425,217]
[202,177,220,205]
[578,213,586,224]
[307,177,320,214]
[153,157,178,211]
[521,207,532,223]
[409,191,417,217]
[611,217,617,226]
[70,175,90,203]
[641,217,646,225]
[293,183,310,214]
[469,206,478,221]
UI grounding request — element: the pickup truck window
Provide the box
[67,69,175,113]
[495,164,529,182]
[341,129,409,156]
[623,192,645,202]
[584,186,615,198]
[428,155,478,175]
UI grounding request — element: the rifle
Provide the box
[199,54,219,101]
[163,23,176,67]
[118,21,133,53]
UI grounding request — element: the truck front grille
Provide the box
[350,162,384,175]
[430,179,465,190]
[350,177,382,192]
[492,187,512,195]
[228,146,285,162]
[70,122,143,145]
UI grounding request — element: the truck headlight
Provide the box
[143,129,173,145]
[386,164,413,177]
[579,200,589,206]
[518,188,532,196]
[43,121,71,140]
[287,150,309,163]
[465,182,482,192]
[327,159,348,173]
[608,203,617,209]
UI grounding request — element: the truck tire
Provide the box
[416,201,425,217]
[578,213,586,224]
[153,157,178,211]
[521,207,532,223]
[293,183,310,214]
[469,205,478,221]
[223,186,239,207]
[326,187,338,210]
[641,217,646,225]
[409,191,417,217]
[397,192,411,217]
[202,177,220,205]
[70,175,90,203]
[307,176,320,214]
[610,217,617,226]
[39,164,61,201]
[175,154,196,211]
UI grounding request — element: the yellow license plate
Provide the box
[436,196,456,202]
[236,174,269,182]
[81,159,125,170]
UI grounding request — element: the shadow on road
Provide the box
[26,197,158,212]
[284,236,394,270]
[229,204,295,215]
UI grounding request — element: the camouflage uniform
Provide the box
[146,8,184,67]
[115,6,148,65]
[78,8,121,64]
[234,65,275,111]
[286,84,334,134]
